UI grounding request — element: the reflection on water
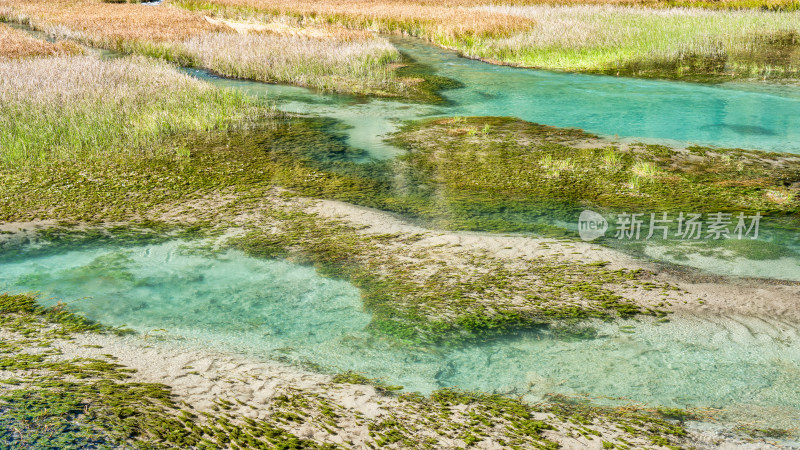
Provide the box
[2,241,800,434]
[191,36,800,156]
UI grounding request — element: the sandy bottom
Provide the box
[2,200,799,448]
[39,330,783,449]
[309,199,800,322]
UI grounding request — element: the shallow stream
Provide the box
[192,36,800,158]
[1,240,799,434]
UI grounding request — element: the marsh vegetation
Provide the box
[0,22,81,59]
[0,0,411,95]
[0,54,256,165]
[2,1,800,447]
[174,0,800,80]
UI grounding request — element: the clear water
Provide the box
[191,36,800,157]
[185,37,800,282]
[2,241,800,433]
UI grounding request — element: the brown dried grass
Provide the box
[0,0,405,93]
[172,0,536,38]
[0,22,81,59]
[0,0,225,43]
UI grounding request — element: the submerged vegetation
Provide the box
[0,292,697,449]
[392,117,800,223]
[5,110,797,344]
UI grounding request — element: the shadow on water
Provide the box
[707,123,778,136]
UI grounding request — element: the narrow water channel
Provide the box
[190,35,800,157]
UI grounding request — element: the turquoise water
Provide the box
[185,37,800,282]
[191,36,800,157]
[2,241,800,432]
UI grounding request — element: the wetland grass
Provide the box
[0,0,414,95]
[0,22,81,59]
[173,0,800,80]
[181,31,404,94]
[476,4,800,79]
[0,54,258,165]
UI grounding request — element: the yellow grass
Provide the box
[0,22,81,59]
[171,0,536,39]
[0,0,224,44]
[0,0,405,93]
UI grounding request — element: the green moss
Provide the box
[13,114,795,344]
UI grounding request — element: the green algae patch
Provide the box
[0,292,696,449]
[225,209,668,346]
[392,116,800,219]
[4,114,796,343]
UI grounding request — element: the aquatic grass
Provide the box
[0,291,695,449]
[601,148,623,170]
[631,160,663,178]
[392,117,800,223]
[0,113,796,340]
[0,54,258,165]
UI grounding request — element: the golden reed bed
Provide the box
[0,0,224,43]
[0,22,80,59]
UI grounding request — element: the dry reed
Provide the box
[0,0,407,92]
[0,0,223,43]
[181,32,403,92]
[0,22,81,59]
